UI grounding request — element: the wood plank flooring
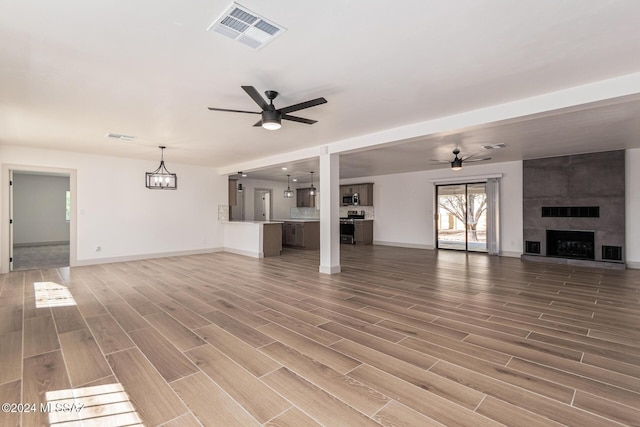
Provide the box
[1,245,640,426]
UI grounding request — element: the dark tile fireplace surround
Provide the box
[522,150,625,269]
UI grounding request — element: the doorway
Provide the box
[254,189,272,221]
[11,171,71,270]
[436,182,488,252]
[2,164,77,273]
[230,185,245,221]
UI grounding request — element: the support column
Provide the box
[319,152,340,274]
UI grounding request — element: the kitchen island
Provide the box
[274,219,320,249]
[223,221,283,258]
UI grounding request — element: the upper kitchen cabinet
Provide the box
[296,188,316,208]
[229,179,237,206]
[340,183,374,206]
[357,183,374,206]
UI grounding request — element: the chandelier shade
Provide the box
[284,174,294,198]
[309,171,316,196]
[146,146,177,189]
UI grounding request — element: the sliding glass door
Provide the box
[436,182,487,252]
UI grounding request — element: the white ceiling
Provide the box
[2,1,640,182]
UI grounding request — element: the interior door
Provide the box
[253,189,272,221]
[436,183,487,252]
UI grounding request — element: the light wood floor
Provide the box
[2,245,640,426]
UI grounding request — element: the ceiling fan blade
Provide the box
[253,120,263,127]
[279,97,327,114]
[242,86,269,110]
[207,107,261,114]
[464,157,492,162]
[282,114,317,125]
[429,159,450,163]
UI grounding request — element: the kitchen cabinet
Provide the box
[340,183,374,206]
[354,220,373,245]
[229,179,237,206]
[282,221,319,249]
[341,185,355,197]
[283,222,295,246]
[356,183,373,206]
[294,223,305,246]
[296,188,316,208]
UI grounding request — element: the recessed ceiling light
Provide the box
[242,174,247,177]
[281,167,287,170]
[292,178,298,182]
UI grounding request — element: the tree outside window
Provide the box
[65,191,71,221]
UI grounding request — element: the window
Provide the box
[65,191,71,221]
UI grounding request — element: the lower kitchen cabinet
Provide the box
[354,220,373,245]
[282,221,319,249]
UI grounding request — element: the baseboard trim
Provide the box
[373,240,434,250]
[501,251,522,258]
[319,264,341,274]
[626,260,640,270]
[223,248,263,258]
[14,241,70,248]
[74,247,224,266]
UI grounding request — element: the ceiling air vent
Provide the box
[107,133,135,141]
[208,2,286,50]
[482,143,507,150]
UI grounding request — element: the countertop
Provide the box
[272,219,320,223]
[223,220,284,224]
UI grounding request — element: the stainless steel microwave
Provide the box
[342,193,359,205]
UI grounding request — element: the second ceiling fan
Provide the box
[431,149,491,171]
[208,86,327,130]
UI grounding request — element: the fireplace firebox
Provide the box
[546,230,595,260]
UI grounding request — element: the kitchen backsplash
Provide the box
[290,206,375,219]
[290,207,320,219]
[340,206,375,219]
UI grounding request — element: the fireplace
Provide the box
[546,230,595,260]
[523,151,625,268]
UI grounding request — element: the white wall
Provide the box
[341,161,524,256]
[626,148,640,268]
[234,178,299,221]
[1,145,226,268]
[13,173,70,245]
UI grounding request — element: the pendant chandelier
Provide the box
[146,146,177,190]
[309,171,316,196]
[284,174,294,198]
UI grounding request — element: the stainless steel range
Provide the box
[340,210,365,244]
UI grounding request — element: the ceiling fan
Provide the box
[208,86,327,130]
[431,148,491,171]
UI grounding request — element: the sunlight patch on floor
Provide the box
[46,383,144,426]
[34,281,76,308]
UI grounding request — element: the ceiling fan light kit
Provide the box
[261,109,281,130]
